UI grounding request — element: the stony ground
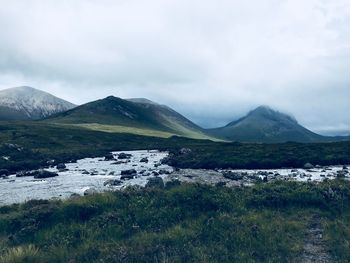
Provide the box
[299,216,334,263]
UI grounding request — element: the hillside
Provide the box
[46,96,215,140]
[208,106,328,143]
[0,86,76,120]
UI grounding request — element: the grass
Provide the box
[67,123,175,138]
[0,121,350,173]
[0,179,350,262]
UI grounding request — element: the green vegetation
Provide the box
[67,123,175,138]
[0,121,350,173]
[46,96,213,140]
[165,139,350,169]
[0,179,350,262]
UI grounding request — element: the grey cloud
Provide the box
[0,0,349,135]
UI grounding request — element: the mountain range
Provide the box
[0,86,349,143]
[0,86,75,120]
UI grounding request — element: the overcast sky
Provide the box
[0,0,350,135]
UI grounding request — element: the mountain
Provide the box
[208,106,327,143]
[46,96,215,140]
[0,86,76,120]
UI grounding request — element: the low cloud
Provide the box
[0,0,349,135]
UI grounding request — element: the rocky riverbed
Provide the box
[0,150,349,205]
[0,150,172,205]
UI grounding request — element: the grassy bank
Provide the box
[0,122,350,173]
[0,179,350,262]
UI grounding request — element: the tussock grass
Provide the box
[0,245,40,263]
[1,179,350,262]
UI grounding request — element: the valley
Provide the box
[0,87,349,262]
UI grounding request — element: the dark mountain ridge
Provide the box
[0,86,348,143]
[46,96,214,140]
[208,106,341,143]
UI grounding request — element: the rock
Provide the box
[179,148,192,155]
[158,169,170,175]
[70,193,81,198]
[120,169,137,180]
[82,170,90,175]
[16,171,32,177]
[222,171,244,180]
[145,177,164,188]
[111,161,125,165]
[104,153,115,161]
[152,171,159,176]
[108,171,115,176]
[121,169,137,175]
[304,163,314,169]
[56,163,66,170]
[336,170,347,178]
[343,165,348,170]
[140,157,149,163]
[33,170,59,179]
[104,179,122,186]
[0,169,9,177]
[84,188,97,196]
[118,153,132,159]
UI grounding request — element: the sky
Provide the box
[0,0,350,135]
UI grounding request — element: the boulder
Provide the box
[222,171,244,180]
[104,153,115,161]
[104,179,122,186]
[0,169,9,177]
[111,161,126,165]
[120,169,137,180]
[33,170,59,179]
[145,177,164,188]
[140,157,149,163]
[56,163,67,170]
[179,148,192,155]
[84,188,97,196]
[118,153,132,159]
[304,163,314,169]
[337,170,347,178]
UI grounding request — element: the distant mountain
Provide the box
[208,106,328,143]
[46,96,215,140]
[0,86,76,120]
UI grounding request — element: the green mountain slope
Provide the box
[46,96,216,140]
[208,106,328,143]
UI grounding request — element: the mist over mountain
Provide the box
[0,86,76,120]
[0,86,348,143]
[208,106,335,143]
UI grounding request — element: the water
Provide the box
[0,150,348,205]
[0,150,172,205]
